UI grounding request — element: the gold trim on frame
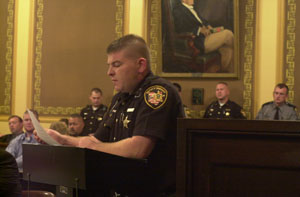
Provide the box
[149,0,240,78]
[149,0,161,75]
[285,0,296,104]
[242,0,255,119]
[0,0,14,115]
[116,0,125,39]
[32,0,124,116]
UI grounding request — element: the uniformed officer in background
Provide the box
[80,88,108,134]
[256,83,298,120]
[204,82,246,119]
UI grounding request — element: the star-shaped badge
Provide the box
[123,115,131,129]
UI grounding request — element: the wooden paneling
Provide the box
[177,119,300,196]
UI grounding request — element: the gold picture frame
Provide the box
[148,0,239,78]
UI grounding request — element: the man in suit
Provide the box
[172,0,234,72]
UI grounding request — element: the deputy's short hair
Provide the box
[106,34,151,68]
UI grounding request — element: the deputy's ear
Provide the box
[137,57,147,73]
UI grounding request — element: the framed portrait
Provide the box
[149,0,239,78]
[192,88,204,105]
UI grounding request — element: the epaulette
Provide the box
[262,101,273,107]
[286,102,296,109]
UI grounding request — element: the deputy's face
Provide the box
[23,113,34,133]
[215,84,229,100]
[68,117,84,136]
[89,91,102,108]
[8,117,23,134]
[107,49,140,93]
[273,87,288,106]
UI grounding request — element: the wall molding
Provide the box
[242,0,255,119]
[285,0,296,104]
[0,0,14,115]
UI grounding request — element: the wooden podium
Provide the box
[177,119,300,197]
[23,144,147,196]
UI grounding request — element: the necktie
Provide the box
[274,107,279,120]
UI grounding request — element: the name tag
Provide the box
[127,108,135,112]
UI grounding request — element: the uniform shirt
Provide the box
[80,104,108,134]
[94,72,184,194]
[256,101,298,120]
[5,133,38,171]
[203,100,246,119]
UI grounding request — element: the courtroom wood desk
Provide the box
[177,119,300,197]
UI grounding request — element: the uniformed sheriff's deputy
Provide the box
[36,34,184,196]
[204,82,246,119]
[80,88,107,134]
[256,83,298,120]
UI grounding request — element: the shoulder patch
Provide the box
[144,85,168,109]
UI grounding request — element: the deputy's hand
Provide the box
[34,129,62,145]
[78,136,101,150]
[33,130,46,144]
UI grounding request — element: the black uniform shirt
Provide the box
[80,104,108,134]
[93,72,184,193]
[203,100,246,119]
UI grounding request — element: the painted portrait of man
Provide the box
[161,0,237,76]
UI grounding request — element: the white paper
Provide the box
[27,109,61,145]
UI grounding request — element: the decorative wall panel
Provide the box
[284,0,297,107]
[32,0,124,116]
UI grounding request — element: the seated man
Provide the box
[173,0,234,72]
[37,34,184,196]
[204,82,246,119]
[256,83,298,120]
[67,114,87,136]
[0,115,24,144]
[6,110,39,171]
